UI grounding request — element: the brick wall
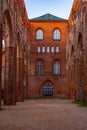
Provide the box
[29,21,68,97]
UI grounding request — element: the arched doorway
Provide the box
[43,82,54,96]
[3,10,16,105]
[1,39,6,100]
[76,33,84,101]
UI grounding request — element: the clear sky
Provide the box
[24,0,74,19]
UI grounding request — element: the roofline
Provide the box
[29,13,68,22]
[29,19,68,22]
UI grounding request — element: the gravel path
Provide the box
[0,99,87,130]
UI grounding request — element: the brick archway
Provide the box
[76,32,84,101]
[43,82,54,96]
[39,80,57,97]
[3,9,16,105]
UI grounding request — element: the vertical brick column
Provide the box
[21,57,24,100]
[16,57,24,101]
[4,47,16,105]
[23,62,29,99]
[84,29,87,103]
[76,56,84,101]
[14,46,17,103]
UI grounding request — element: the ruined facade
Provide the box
[0,0,29,105]
[66,0,87,102]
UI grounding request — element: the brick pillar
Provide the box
[23,64,29,99]
[23,49,28,99]
[76,57,84,101]
[22,57,24,100]
[16,57,24,101]
[4,47,16,105]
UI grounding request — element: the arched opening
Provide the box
[43,82,54,96]
[76,33,84,101]
[1,39,6,100]
[3,10,13,47]
[1,11,12,104]
[2,10,16,105]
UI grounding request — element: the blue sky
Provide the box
[24,0,74,19]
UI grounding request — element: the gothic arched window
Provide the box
[2,40,5,49]
[36,29,43,40]
[36,60,43,76]
[53,29,60,40]
[54,60,60,75]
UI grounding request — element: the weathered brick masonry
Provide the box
[66,0,87,103]
[28,15,68,97]
[0,0,29,105]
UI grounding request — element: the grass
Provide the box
[73,100,87,107]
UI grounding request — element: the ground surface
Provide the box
[0,99,87,130]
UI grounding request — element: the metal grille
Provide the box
[36,60,43,76]
[43,82,53,96]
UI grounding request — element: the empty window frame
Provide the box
[2,40,5,49]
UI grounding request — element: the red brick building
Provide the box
[29,14,68,97]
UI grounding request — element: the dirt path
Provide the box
[0,99,87,130]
